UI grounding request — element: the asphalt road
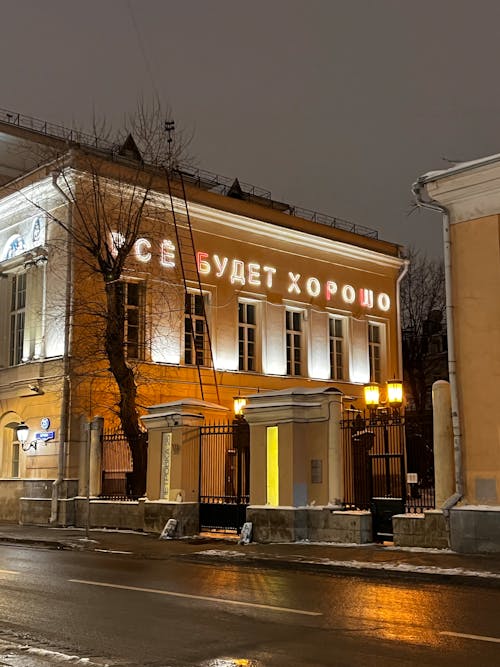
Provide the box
[0,543,499,666]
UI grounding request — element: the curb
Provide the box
[181,551,500,587]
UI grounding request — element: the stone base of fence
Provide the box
[18,496,200,537]
[449,506,500,553]
[247,506,373,544]
[392,510,449,549]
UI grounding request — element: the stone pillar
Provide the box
[433,380,455,507]
[142,399,229,501]
[89,416,104,497]
[327,395,343,505]
[244,387,343,507]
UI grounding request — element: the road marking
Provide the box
[69,578,322,616]
[440,631,500,644]
[0,569,18,575]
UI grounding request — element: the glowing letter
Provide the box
[197,251,211,275]
[213,255,228,278]
[359,288,374,308]
[110,231,125,258]
[306,277,321,298]
[378,293,391,312]
[326,281,338,301]
[160,239,175,268]
[248,263,261,286]
[262,266,276,288]
[288,272,301,295]
[231,259,246,285]
[342,284,356,304]
[135,238,152,263]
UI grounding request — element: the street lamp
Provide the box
[233,397,247,418]
[387,380,403,409]
[16,422,37,451]
[363,383,380,409]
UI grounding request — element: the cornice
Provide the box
[425,159,500,223]
[184,201,403,270]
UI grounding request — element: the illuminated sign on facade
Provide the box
[111,233,391,311]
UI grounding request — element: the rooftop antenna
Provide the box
[165,119,175,170]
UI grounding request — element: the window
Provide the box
[9,273,26,366]
[286,309,303,376]
[184,292,208,366]
[329,317,344,381]
[11,442,19,478]
[368,323,382,383]
[238,301,257,371]
[121,281,145,360]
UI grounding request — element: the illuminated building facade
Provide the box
[0,114,405,523]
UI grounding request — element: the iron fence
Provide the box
[341,409,435,513]
[101,428,134,499]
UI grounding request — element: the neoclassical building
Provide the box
[0,113,405,522]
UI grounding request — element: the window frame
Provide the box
[238,299,258,372]
[121,280,146,361]
[368,321,385,383]
[9,272,26,366]
[184,291,210,367]
[285,307,304,377]
[329,315,346,381]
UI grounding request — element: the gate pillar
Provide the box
[432,380,455,506]
[244,387,343,507]
[141,400,228,501]
[89,416,104,497]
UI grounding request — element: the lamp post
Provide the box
[363,380,405,497]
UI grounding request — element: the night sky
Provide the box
[2,0,500,256]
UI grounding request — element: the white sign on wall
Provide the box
[160,432,173,500]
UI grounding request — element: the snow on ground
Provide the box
[195,550,500,579]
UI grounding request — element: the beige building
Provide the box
[414,155,500,552]
[0,112,405,528]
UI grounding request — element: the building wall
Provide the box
[425,162,500,509]
[451,214,500,504]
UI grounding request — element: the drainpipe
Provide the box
[49,173,73,524]
[396,258,409,379]
[411,179,463,508]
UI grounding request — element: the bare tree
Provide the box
[401,248,447,413]
[8,104,191,496]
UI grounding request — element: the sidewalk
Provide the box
[1,522,500,585]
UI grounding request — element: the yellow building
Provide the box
[414,155,500,552]
[0,112,405,528]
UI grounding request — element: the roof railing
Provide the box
[0,106,379,240]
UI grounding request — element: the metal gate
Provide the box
[342,410,435,540]
[199,419,250,533]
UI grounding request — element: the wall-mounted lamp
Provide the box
[16,421,38,451]
[233,397,247,417]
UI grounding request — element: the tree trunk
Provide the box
[104,281,147,497]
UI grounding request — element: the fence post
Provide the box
[89,416,104,497]
[433,380,455,507]
[328,395,343,505]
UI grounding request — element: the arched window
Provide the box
[1,417,24,478]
